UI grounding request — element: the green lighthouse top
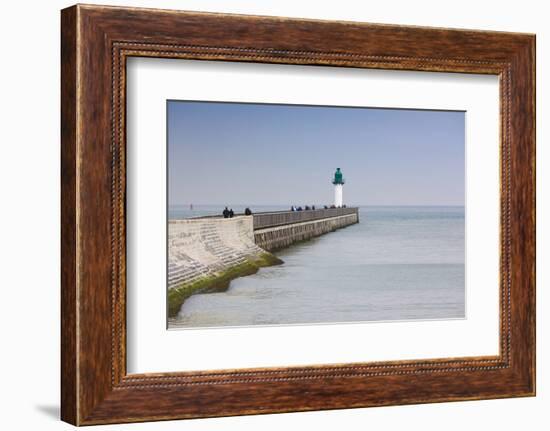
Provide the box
[332,168,345,185]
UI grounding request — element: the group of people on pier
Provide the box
[222,207,253,218]
[290,205,316,211]
[290,204,347,211]
[222,204,347,218]
[222,207,235,218]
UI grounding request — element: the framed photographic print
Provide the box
[61,4,535,425]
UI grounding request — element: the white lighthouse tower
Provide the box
[332,168,345,207]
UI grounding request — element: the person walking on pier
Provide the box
[222,207,230,218]
[229,208,234,218]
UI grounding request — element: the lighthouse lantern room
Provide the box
[332,168,345,207]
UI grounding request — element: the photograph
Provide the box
[167,101,466,329]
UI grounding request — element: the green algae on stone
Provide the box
[168,253,283,318]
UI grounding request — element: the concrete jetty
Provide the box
[168,207,359,318]
[253,207,359,251]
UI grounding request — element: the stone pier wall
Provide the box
[254,212,359,252]
[168,216,282,317]
[169,216,277,290]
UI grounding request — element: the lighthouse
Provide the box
[332,168,345,207]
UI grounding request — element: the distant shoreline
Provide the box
[169,204,466,207]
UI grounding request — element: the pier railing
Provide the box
[252,207,359,230]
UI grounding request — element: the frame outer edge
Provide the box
[531,34,536,396]
[507,35,536,395]
[525,35,536,396]
[61,5,79,426]
[524,34,536,395]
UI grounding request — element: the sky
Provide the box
[168,101,465,206]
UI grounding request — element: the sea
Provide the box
[168,205,465,328]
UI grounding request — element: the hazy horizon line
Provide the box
[169,203,466,207]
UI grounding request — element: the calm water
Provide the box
[169,206,465,328]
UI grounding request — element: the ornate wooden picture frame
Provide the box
[61,4,535,425]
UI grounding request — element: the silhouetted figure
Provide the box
[330,204,336,209]
[297,206,303,211]
[324,205,328,209]
[290,206,295,211]
[222,207,229,218]
[229,209,234,218]
[312,205,316,210]
[244,207,252,215]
